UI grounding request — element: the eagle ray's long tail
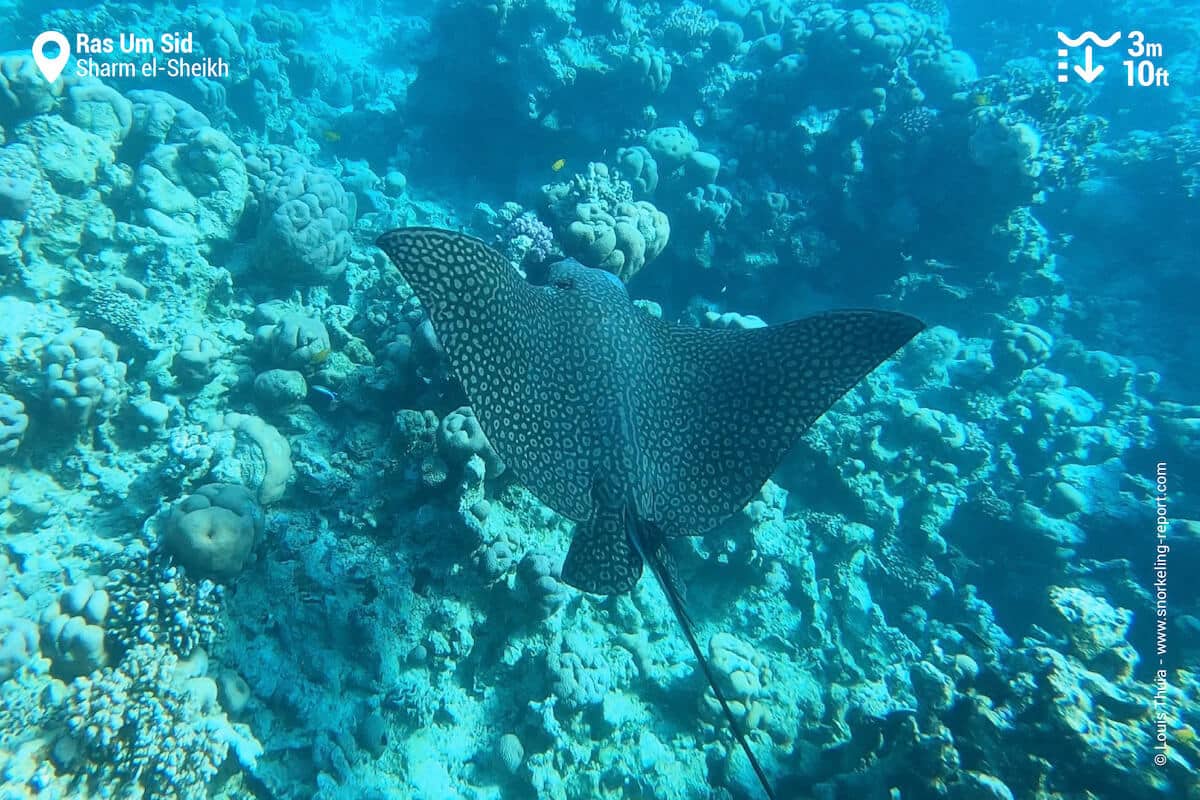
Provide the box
[634,519,778,800]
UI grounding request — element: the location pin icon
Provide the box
[32,31,70,83]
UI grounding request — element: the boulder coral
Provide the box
[163,483,265,581]
[1048,585,1138,681]
[645,125,699,171]
[438,406,505,478]
[547,630,621,709]
[253,369,308,412]
[134,124,248,247]
[172,334,221,388]
[0,53,64,120]
[969,108,1043,183]
[42,327,128,428]
[991,321,1052,378]
[561,200,670,282]
[39,580,111,679]
[0,108,123,272]
[254,308,332,372]
[616,145,659,194]
[65,83,133,147]
[0,615,38,681]
[0,393,28,456]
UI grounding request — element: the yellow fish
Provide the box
[323,130,342,143]
[551,158,566,172]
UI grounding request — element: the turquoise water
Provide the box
[0,1,1196,798]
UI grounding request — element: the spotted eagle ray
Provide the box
[378,227,924,799]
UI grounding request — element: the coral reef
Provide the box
[0,2,1195,799]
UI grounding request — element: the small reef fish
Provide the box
[308,384,339,411]
[551,158,566,172]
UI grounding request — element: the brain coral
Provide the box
[163,483,265,581]
[245,145,356,283]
